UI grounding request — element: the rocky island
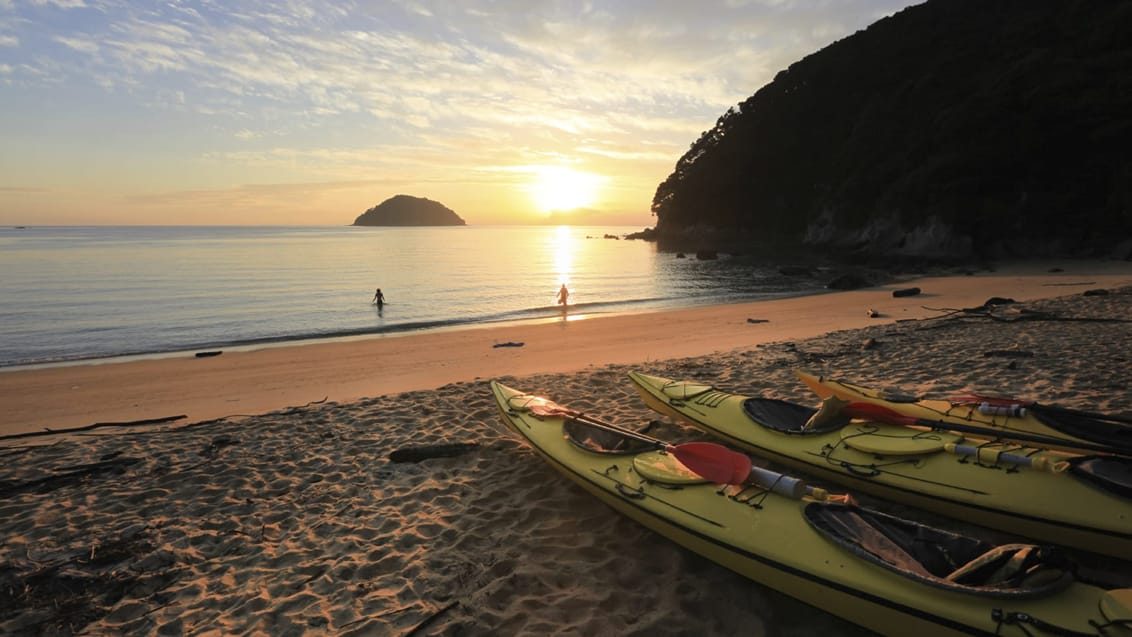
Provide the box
[352,195,466,226]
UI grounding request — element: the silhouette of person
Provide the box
[556,283,569,307]
[372,288,385,308]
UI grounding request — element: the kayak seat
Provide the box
[742,398,850,434]
[944,544,1065,588]
[804,502,1074,598]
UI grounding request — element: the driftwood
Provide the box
[3,394,331,446]
[983,350,1034,358]
[0,415,187,442]
[922,305,1132,324]
[0,457,141,497]
[388,443,480,463]
[892,287,921,298]
[179,397,332,428]
[200,435,238,457]
[404,601,459,637]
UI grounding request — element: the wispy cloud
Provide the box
[0,0,917,224]
[28,0,88,8]
[8,1,908,127]
[52,34,97,53]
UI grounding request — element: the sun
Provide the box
[530,166,600,213]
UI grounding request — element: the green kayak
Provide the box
[490,380,1132,637]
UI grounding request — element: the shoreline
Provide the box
[0,292,800,373]
[3,260,1131,437]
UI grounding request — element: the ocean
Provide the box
[0,225,829,368]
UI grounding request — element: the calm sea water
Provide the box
[0,225,829,368]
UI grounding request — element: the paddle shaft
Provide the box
[954,394,1132,428]
[1031,402,1132,428]
[555,409,667,448]
[569,415,808,496]
[846,403,1124,456]
[541,407,810,496]
[553,411,747,482]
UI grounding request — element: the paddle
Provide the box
[521,398,810,498]
[844,402,1125,456]
[670,441,814,498]
[942,443,1070,473]
[950,393,1132,428]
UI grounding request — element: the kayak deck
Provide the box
[627,370,1132,559]
[491,380,1132,637]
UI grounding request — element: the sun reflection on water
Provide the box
[552,225,573,291]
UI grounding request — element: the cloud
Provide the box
[28,0,87,7]
[9,1,909,127]
[0,0,918,223]
[53,34,98,54]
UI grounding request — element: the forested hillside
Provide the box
[651,0,1132,259]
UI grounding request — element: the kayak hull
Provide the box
[491,380,1130,637]
[627,371,1132,559]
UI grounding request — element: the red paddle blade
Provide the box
[670,442,752,484]
[844,402,918,427]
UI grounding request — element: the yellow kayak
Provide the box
[627,371,1132,559]
[491,380,1131,637]
[794,370,1132,456]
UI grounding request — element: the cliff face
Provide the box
[353,195,467,227]
[651,0,1132,259]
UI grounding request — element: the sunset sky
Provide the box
[1,0,918,227]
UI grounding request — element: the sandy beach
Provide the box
[2,260,1132,635]
[5,261,1132,437]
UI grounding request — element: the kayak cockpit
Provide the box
[563,418,659,455]
[805,502,1073,599]
[742,398,850,434]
